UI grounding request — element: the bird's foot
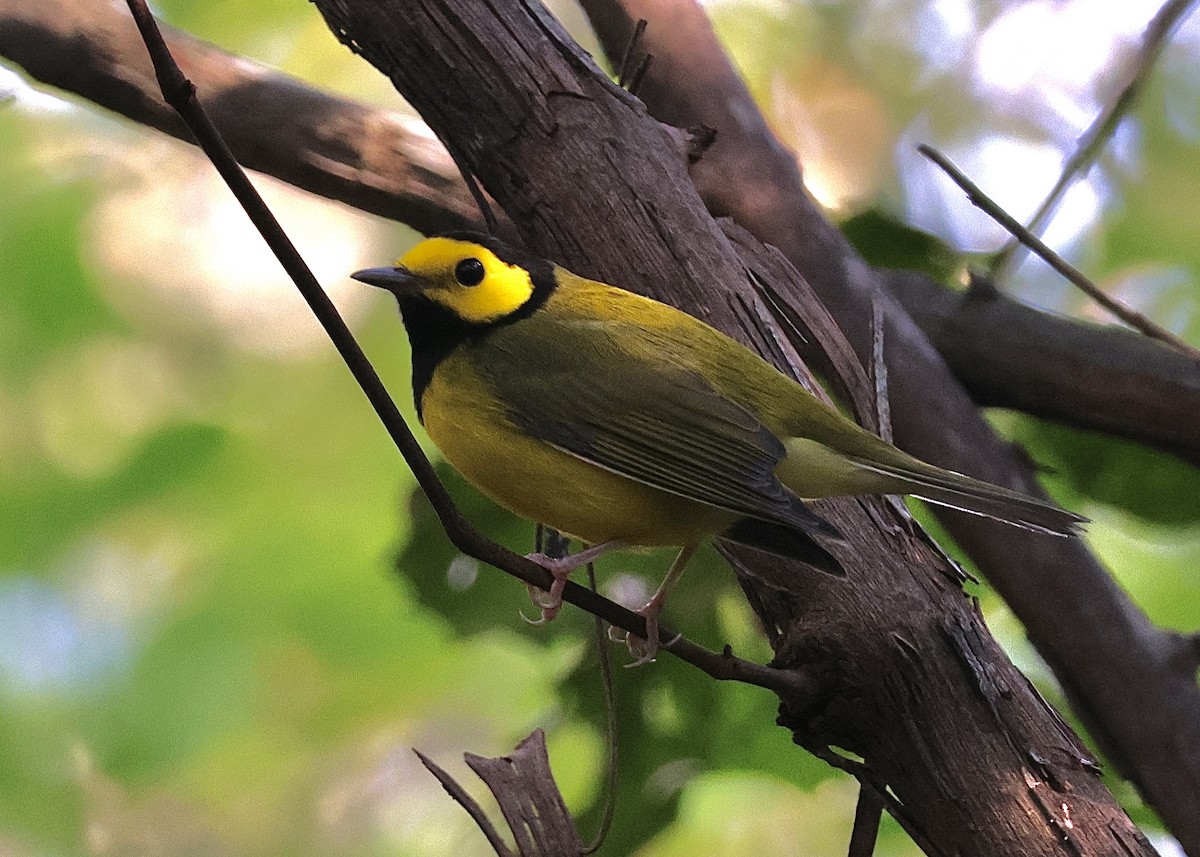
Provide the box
[520,542,624,624]
[623,601,681,668]
[521,552,575,623]
[619,543,693,665]
[624,625,658,667]
[605,625,653,665]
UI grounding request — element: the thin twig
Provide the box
[808,745,945,857]
[581,561,618,855]
[122,0,828,703]
[616,18,647,88]
[990,0,1200,281]
[869,288,892,446]
[848,786,884,857]
[626,52,652,98]
[919,144,1200,362]
[445,141,499,235]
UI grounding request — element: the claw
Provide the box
[522,541,623,624]
[625,639,657,667]
[522,566,569,623]
[619,543,698,666]
[520,582,557,624]
[623,602,663,667]
[519,606,551,625]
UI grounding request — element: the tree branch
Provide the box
[2,0,1199,461]
[578,0,1200,851]
[0,0,484,233]
[886,268,1200,465]
[921,144,1200,360]
[576,0,1195,849]
[118,0,826,705]
[5,0,1194,848]
[303,0,1153,852]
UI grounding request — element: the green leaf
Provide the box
[841,209,961,282]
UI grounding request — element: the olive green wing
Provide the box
[473,325,838,539]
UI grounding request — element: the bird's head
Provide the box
[351,232,555,325]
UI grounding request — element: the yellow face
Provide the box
[398,237,537,324]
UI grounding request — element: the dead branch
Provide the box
[463,731,584,856]
[579,1,1200,849]
[416,731,584,857]
[2,0,1199,460]
[921,144,1200,360]
[303,0,1154,852]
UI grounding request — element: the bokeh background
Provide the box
[1,0,1198,854]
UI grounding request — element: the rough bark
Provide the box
[299,0,1154,853]
[417,730,584,857]
[0,0,1189,851]
[2,0,1198,461]
[581,2,1200,850]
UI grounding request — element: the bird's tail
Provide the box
[721,517,845,576]
[849,457,1087,536]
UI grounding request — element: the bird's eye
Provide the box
[454,258,486,287]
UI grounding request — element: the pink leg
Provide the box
[524,540,623,622]
[626,543,698,666]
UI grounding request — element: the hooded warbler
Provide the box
[353,232,1084,653]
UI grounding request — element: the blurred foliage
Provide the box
[840,210,961,282]
[0,1,1197,856]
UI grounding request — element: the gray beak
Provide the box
[350,265,427,294]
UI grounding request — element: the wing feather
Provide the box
[473,318,836,538]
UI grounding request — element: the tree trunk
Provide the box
[304,1,1159,854]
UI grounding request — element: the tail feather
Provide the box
[850,458,1087,536]
[722,517,845,576]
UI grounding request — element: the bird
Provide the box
[352,232,1085,660]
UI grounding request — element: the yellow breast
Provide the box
[421,353,736,547]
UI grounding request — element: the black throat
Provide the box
[397,234,557,421]
[398,296,487,421]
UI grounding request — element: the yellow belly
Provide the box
[421,363,736,547]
